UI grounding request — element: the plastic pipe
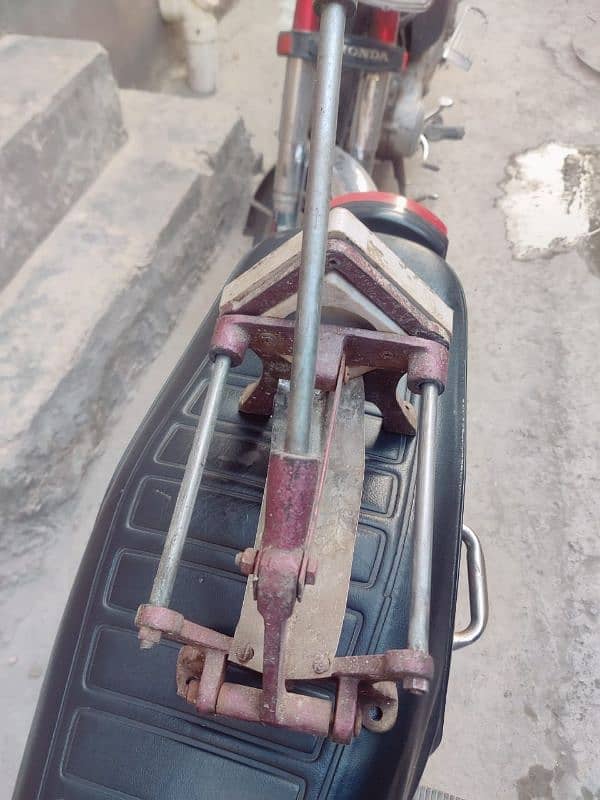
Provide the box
[159,0,223,95]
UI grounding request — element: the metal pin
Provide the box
[140,353,231,648]
[406,382,440,665]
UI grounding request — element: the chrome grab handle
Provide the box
[453,525,488,650]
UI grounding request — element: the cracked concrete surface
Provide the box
[1,0,599,798]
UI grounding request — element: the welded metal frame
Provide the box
[137,0,459,744]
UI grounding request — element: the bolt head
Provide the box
[402,676,430,695]
[235,547,258,576]
[138,625,161,649]
[236,644,255,663]
[312,654,331,675]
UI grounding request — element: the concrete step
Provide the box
[0,87,253,588]
[0,35,126,290]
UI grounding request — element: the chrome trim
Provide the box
[331,147,377,196]
[453,525,489,650]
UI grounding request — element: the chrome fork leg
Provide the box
[273,57,314,232]
[139,354,231,648]
[348,71,392,175]
[405,381,439,691]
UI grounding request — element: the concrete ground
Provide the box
[2,1,599,798]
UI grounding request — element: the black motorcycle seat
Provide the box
[14,232,467,800]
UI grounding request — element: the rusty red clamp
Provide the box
[136,605,434,744]
[136,1,452,742]
[136,307,446,743]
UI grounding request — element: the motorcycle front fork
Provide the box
[272,2,400,232]
[273,55,314,232]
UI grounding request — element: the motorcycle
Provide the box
[248,0,473,241]
[14,3,488,799]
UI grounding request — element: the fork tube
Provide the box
[285,0,349,455]
[347,72,392,174]
[273,58,314,231]
[273,1,319,232]
[347,10,400,174]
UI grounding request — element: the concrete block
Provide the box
[0,89,253,587]
[0,35,126,290]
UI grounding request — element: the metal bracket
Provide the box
[210,313,448,428]
[278,30,406,73]
[137,605,434,744]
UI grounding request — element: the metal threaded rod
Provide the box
[285,0,348,456]
[407,382,440,654]
[140,354,231,648]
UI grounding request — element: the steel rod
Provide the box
[285,0,348,455]
[407,382,439,654]
[140,354,230,647]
